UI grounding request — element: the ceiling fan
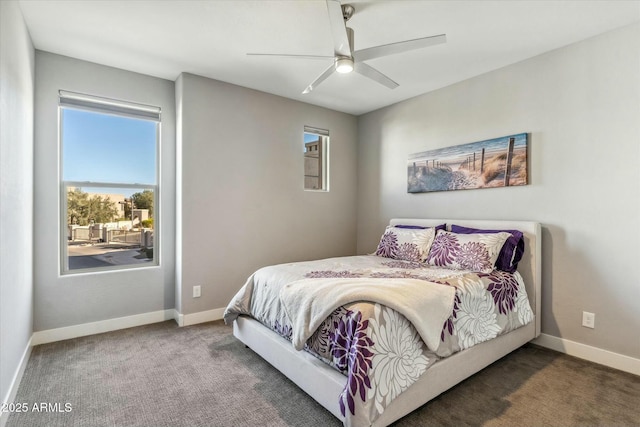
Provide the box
[247,0,446,94]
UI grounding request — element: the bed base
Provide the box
[235,316,535,426]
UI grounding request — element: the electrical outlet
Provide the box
[193,285,201,298]
[582,311,595,329]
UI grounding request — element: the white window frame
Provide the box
[59,90,161,275]
[303,126,329,192]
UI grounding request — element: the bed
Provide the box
[224,218,541,427]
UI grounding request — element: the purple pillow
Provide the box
[450,225,524,273]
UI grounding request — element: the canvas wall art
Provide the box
[407,133,528,193]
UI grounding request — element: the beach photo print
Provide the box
[407,133,528,193]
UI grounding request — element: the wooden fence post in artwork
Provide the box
[504,137,515,186]
[413,162,417,175]
[481,148,485,173]
[473,152,476,171]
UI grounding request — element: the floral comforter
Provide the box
[224,255,534,427]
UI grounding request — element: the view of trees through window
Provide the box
[60,92,159,273]
[66,188,154,227]
[67,188,118,226]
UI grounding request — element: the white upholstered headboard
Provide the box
[389,218,542,337]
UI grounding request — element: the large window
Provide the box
[59,91,160,273]
[303,126,329,191]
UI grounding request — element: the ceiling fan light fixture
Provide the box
[335,57,354,74]
[248,1,447,94]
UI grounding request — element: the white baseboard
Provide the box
[31,309,176,346]
[532,333,640,376]
[175,307,225,327]
[1,337,32,427]
[30,307,225,345]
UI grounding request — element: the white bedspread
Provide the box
[280,277,456,352]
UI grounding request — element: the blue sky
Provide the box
[304,132,320,143]
[62,109,156,184]
[408,133,528,161]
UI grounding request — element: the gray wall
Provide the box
[33,52,176,331]
[357,24,640,359]
[176,73,358,315]
[0,0,34,405]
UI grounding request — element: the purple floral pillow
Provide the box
[450,225,524,273]
[425,230,511,273]
[375,226,437,263]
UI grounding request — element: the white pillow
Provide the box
[425,230,511,273]
[375,226,436,263]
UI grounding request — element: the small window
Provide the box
[304,126,329,191]
[59,91,160,274]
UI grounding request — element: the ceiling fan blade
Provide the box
[302,63,336,94]
[247,53,333,60]
[353,34,446,62]
[326,0,351,57]
[354,62,399,89]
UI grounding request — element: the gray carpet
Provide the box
[7,320,640,427]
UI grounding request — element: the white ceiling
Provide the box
[18,0,640,115]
